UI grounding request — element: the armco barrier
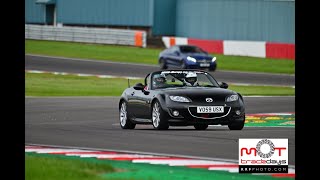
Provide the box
[25,24,147,48]
[162,36,295,60]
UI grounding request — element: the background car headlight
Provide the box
[169,96,191,102]
[187,56,197,63]
[226,95,239,102]
[212,57,217,62]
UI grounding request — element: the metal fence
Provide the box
[25,24,147,47]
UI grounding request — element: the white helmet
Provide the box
[185,72,198,86]
[153,73,167,87]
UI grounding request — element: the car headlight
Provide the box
[212,57,217,62]
[169,96,191,102]
[226,95,239,102]
[187,56,197,63]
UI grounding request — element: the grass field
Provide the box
[26,153,290,180]
[25,40,295,74]
[26,153,115,180]
[25,73,295,96]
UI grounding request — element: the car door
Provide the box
[127,87,140,118]
[127,74,152,119]
[166,46,182,67]
[133,90,153,119]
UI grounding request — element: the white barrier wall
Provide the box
[161,36,187,48]
[162,37,171,48]
[162,36,295,59]
[223,41,266,58]
[175,37,188,45]
[25,24,147,47]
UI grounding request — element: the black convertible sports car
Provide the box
[119,70,245,130]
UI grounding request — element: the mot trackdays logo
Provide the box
[206,98,213,102]
[256,139,275,158]
[239,139,288,173]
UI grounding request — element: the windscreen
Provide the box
[151,71,219,90]
[179,46,207,54]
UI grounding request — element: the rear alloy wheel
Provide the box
[194,124,208,130]
[152,101,169,130]
[228,121,244,130]
[159,59,167,69]
[119,101,136,129]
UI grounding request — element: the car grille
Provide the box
[188,95,226,104]
[188,106,231,119]
[197,59,211,63]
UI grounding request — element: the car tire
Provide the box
[152,100,169,130]
[180,60,187,69]
[194,124,208,130]
[159,59,167,69]
[228,120,244,130]
[209,64,217,72]
[119,101,136,129]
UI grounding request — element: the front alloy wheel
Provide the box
[152,101,169,130]
[119,101,136,129]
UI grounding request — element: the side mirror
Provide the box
[219,82,228,89]
[133,83,144,90]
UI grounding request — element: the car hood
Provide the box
[159,87,237,103]
[182,53,212,60]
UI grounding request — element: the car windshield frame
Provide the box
[151,70,220,90]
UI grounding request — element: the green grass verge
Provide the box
[228,85,294,96]
[26,39,160,65]
[215,54,295,74]
[25,40,295,74]
[26,152,290,180]
[26,153,115,180]
[25,73,295,96]
[25,73,141,96]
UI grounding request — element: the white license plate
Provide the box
[197,106,224,113]
[200,63,210,67]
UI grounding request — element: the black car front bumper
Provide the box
[163,102,245,126]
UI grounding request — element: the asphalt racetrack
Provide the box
[25,96,295,165]
[25,54,295,86]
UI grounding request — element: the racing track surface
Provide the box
[25,55,295,86]
[25,96,295,165]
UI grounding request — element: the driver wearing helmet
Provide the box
[152,73,167,89]
[184,72,199,86]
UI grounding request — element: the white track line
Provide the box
[25,69,142,79]
[25,143,239,163]
[25,148,94,153]
[132,159,236,166]
[244,96,295,97]
[76,154,157,158]
[25,144,295,176]
[26,69,295,88]
[26,54,157,67]
[25,143,295,170]
[26,54,295,77]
